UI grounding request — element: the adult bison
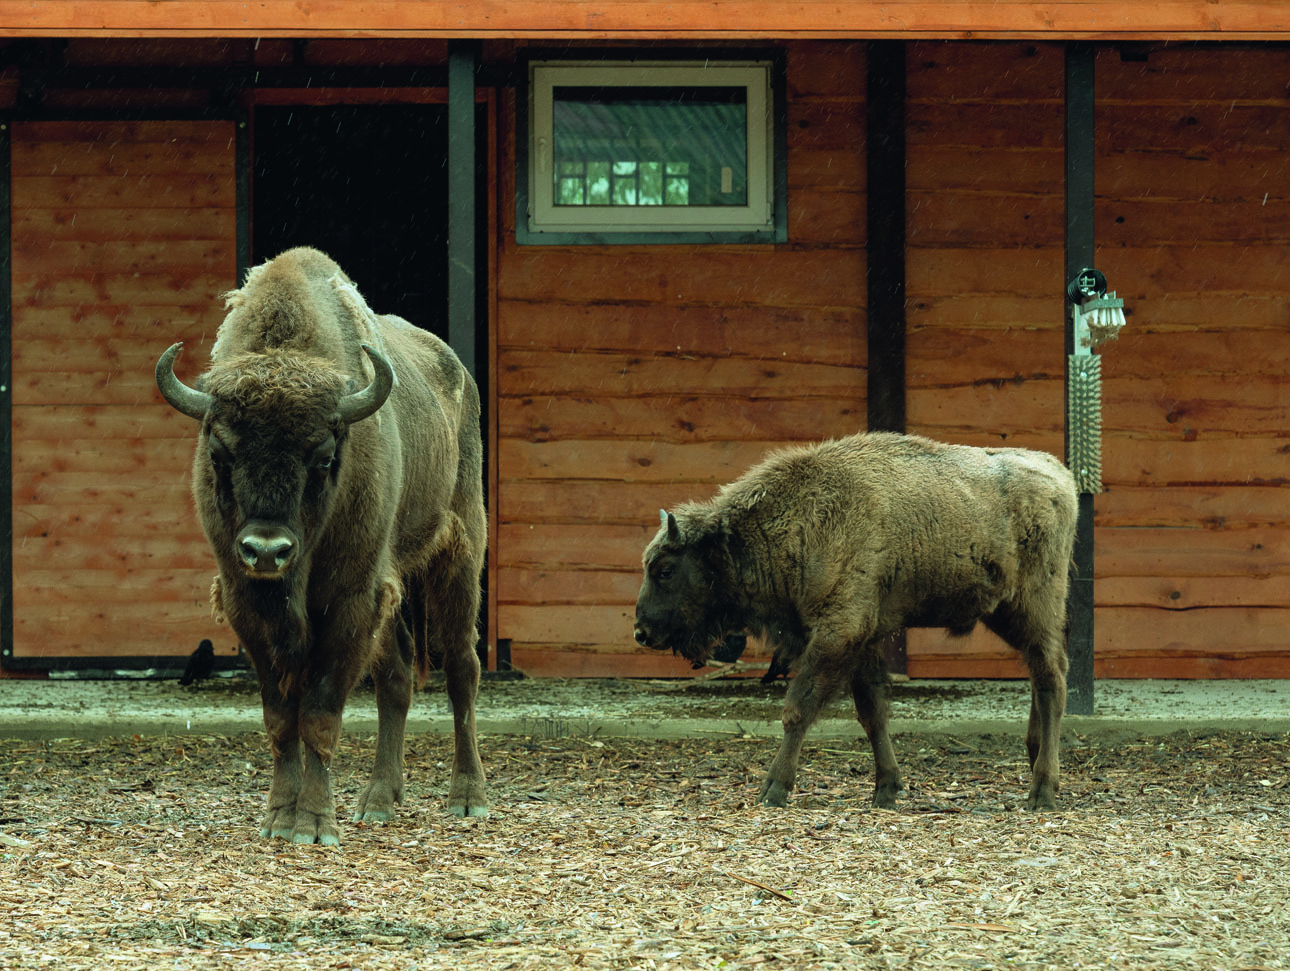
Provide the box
[156,247,488,844]
[633,432,1077,811]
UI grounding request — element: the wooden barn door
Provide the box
[3,119,239,672]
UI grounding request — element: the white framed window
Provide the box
[519,55,786,244]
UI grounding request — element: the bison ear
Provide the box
[665,511,682,543]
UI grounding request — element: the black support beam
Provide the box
[866,41,908,676]
[448,40,480,379]
[865,40,907,436]
[1064,42,1096,716]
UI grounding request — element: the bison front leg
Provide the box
[259,691,304,841]
[850,655,902,809]
[292,706,344,845]
[759,648,845,808]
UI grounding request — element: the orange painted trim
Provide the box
[508,648,702,679]
[910,653,1290,680]
[0,2,1287,41]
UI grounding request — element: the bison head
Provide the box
[155,342,394,581]
[633,509,742,666]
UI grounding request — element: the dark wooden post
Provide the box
[448,40,488,668]
[866,41,908,676]
[448,40,480,379]
[1064,43,1096,715]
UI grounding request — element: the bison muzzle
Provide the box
[635,432,1078,811]
[157,247,488,844]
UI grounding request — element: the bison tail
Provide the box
[402,572,437,690]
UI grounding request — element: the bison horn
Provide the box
[155,342,212,420]
[337,343,396,425]
[666,511,682,543]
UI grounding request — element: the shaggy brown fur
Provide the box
[634,432,1077,811]
[157,247,487,845]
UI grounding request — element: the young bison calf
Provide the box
[633,432,1078,811]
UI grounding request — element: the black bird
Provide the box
[179,639,216,686]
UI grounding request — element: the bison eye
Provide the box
[208,435,231,467]
[308,437,337,474]
[656,565,675,581]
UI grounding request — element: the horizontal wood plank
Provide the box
[1093,485,1290,529]
[498,439,787,485]
[499,481,718,527]
[499,249,866,309]
[499,349,866,400]
[12,272,237,308]
[505,648,698,680]
[14,404,203,441]
[13,207,233,242]
[500,394,865,445]
[14,119,239,144]
[1097,575,1290,609]
[12,240,236,275]
[911,292,1290,332]
[1095,526,1290,578]
[499,604,637,647]
[498,301,867,364]
[498,524,655,570]
[498,565,642,606]
[12,175,233,210]
[17,568,216,606]
[12,138,237,177]
[12,612,230,660]
[8,2,1284,40]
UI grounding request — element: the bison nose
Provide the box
[237,530,296,574]
[633,626,655,647]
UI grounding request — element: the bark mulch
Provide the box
[0,723,1286,969]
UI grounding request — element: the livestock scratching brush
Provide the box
[1065,268,1127,495]
[1067,353,1103,494]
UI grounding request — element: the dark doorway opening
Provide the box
[251,104,451,340]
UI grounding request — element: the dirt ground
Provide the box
[1,674,1288,969]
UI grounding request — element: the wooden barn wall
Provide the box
[9,119,237,664]
[494,41,869,677]
[903,42,1290,679]
[3,38,1284,679]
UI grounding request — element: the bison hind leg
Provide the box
[354,598,415,824]
[850,653,902,808]
[984,599,1068,811]
[425,551,489,818]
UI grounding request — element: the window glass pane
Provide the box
[552,86,748,207]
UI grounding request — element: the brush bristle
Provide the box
[1068,354,1103,494]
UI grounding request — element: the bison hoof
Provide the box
[758,779,790,808]
[872,786,900,810]
[286,810,341,846]
[261,806,296,841]
[1026,789,1058,811]
[353,781,401,823]
[448,773,488,818]
[292,830,341,847]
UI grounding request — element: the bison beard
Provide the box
[634,432,1077,811]
[157,247,488,845]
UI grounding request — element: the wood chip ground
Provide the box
[0,712,1286,969]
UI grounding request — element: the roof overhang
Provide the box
[0,2,1288,42]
